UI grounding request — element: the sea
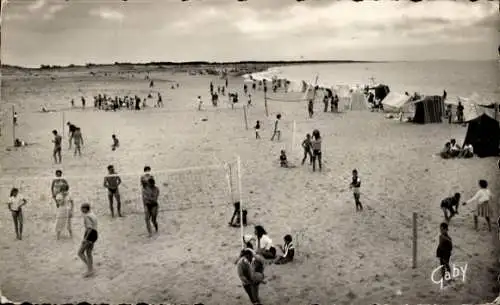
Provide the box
[251,60,499,102]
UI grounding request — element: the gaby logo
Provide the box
[431,262,467,289]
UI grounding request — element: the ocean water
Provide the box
[253,60,499,101]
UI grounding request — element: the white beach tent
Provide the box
[382,92,412,113]
[350,90,370,111]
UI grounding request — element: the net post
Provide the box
[412,212,417,269]
[237,156,244,249]
[62,112,65,142]
[264,89,269,117]
[243,105,248,130]
[291,120,296,152]
[11,105,15,146]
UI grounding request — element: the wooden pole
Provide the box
[243,105,248,130]
[412,212,417,269]
[228,163,234,203]
[264,88,269,117]
[237,156,244,249]
[291,120,296,151]
[62,112,65,143]
[11,105,15,146]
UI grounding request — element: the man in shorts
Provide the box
[52,130,62,164]
[78,203,98,278]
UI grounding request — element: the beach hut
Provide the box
[463,113,500,158]
[412,95,445,124]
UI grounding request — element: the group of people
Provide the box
[439,138,473,159]
[72,92,164,111]
[437,178,492,287]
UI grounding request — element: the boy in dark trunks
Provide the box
[143,177,159,237]
[103,165,123,217]
[52,130,62,164]
[73,127,84,157]
[308,99,314,118]
[441,193,460,222]
[350,169,363,211]
[140,166,153,189]
[78,203,98,278]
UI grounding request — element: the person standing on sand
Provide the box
[236,249,261,305]
[197,96,203,111]
[111,134,120,151]
[157,93,163,108]
[141,166,154,189]
[51,170,69,203]
[270,114,282,141]
[78,203,98,278]
[323,95,329,112]
[311,129,322,172]
[73,127,84,157]
[308,99,314,118]
[81,97,86,109]
[55,184,73,240]
[463,179,492,232]
[142,177,159,237]
[71,99,75,108]
[349,169,363,211]
[301,134,313,165]
[254,120,261,139]
[103,165,123,218]
[67,122,77,149]
[52,130,62,164]
[7,188,27,240]
[436,222,453,286]
[225,78,228,88]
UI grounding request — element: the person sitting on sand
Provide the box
[449,139,461,158]
[440,142,452,159]
[275,234,295,265]
[459,144,474,158]
[14,138,29,147]
[441,193,460,222]
[254,225,277,259]
[280,150,288,168]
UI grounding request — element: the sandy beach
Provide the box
[0,65,498,305]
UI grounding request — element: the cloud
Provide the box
[27,0,45,12]
[42,4,65,20]
[89,7,124,22]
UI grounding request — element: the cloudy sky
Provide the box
[1,0,499,67]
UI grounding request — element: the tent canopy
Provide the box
[382,92,412,110]
[463,113,500,158]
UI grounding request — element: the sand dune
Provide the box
[0,68,498,304]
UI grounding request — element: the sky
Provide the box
[1,0,499,67]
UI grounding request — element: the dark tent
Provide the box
[370,84,390,102]
[463,113,500,158]
[413,95,444,124]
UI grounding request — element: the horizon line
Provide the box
[1,59,496,70]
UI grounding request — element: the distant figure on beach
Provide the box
[462,179,492,232]
[150,80,154,88]
[308,99,314,118]
[280,150,288,167]
[332,94,339,112]
[254,120,261,139]
[197,96,203,111]
[81,97,86,109]
[445,104,453,123]
[311,129,322,172]
[13,112,18,126]
[228,201,247,227]
[73,127,84,157]
[301,134,313,165]
[323,95,329,112]
[157,93,163,107]
[247,94,252,107]
[103,165,123,218]
[456,101,464,124]
[225,78,228,88]
[52,130,62,164]
[350,169,363,211]
[270,114,282,141]
[244,84,248,95]
[111,134,119,151]
[78,203,98,278]
[210,81,214,94]
[71,99,75,108]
